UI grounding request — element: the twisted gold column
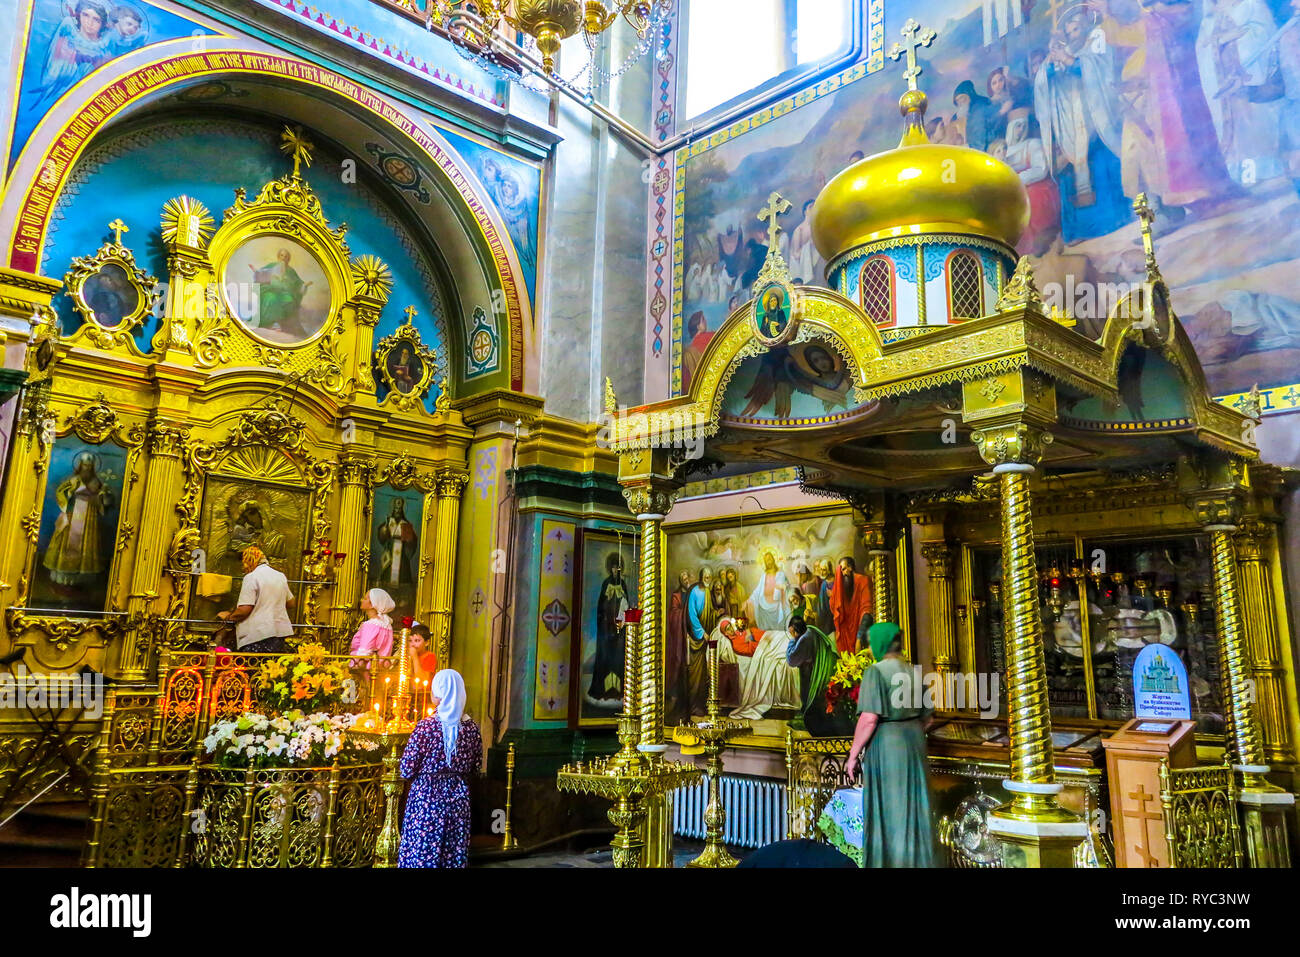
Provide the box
[1233,521,1295,765]
[1193,492,1292,868]
[921,542,956,708]
[863,525,894,625]
[428,470,468,669]
[620,472,683,867]
[1207,526,1267,777]
[637,514,663,750]
[997,468,1056,801]
[972,423,1084,866]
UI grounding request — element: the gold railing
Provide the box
[82,649,398,867]
[191,763,385,868]
[784,731,854,842]
[1159,758,1242,868]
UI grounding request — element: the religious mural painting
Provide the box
[721,338,864,423]
[439,127,542,306]
[189,476,312,628]
[370,486,425,628]
[664,510,864,735]
[573,528,637,726]
[33,436,128,612]
[674,0,1300,411]
[12,0,215,167]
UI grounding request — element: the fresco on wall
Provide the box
[676,0,1300,411]
[664,511,863,734]
[12,0,213,167]
[440,127,542,307]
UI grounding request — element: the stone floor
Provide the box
[476,839,751,867]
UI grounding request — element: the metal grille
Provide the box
[948,252,983,319]
[672,774,787,849]
[1159,759,1242,868]
[860,256,894,325]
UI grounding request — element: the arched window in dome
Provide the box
[946,250,984,321]
[859,255,894,327]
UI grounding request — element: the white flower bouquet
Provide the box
[202,710,382,768]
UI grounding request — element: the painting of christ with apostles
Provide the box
[664,510,867,735]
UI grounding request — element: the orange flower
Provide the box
[292,680,312,701]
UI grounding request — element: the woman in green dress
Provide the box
[844,622,935,867]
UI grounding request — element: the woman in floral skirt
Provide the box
[398,668,482,868]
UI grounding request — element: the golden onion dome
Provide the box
[810,89,1029,265]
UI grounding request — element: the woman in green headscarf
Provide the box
[844,622,935,867]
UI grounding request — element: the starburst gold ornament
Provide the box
[160,195,215,248]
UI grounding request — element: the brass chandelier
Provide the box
[427,0,672,86]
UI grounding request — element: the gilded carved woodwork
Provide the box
[62,218,157,353]
[971,422,1054,468]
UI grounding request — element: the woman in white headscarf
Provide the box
[398,668,483,868]
[349,588,395,667]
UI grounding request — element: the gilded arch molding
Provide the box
[5,45,529,391]
[614,286,884,450]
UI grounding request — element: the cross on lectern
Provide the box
[888,18,937,91]
[757,191,791,250]
[1124,783,1164,867]
[109,218,129,246]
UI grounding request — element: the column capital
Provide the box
[1189,491,1244,529]
[434,468,470,498]
[920,541,955,579]
[621,480,681,518]
[145,421,187,458]
[1232,518,1271,560]
[337,450,377,487]
[971,422,1053,468]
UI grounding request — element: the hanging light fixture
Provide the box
[427,0,672,91]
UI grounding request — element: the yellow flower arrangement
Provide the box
[255,642,357,714]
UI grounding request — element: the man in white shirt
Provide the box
[217,546,295,652]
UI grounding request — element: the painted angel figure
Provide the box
[32,2,114,112]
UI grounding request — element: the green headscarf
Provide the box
[867,622,901,662]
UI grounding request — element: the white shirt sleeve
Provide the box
[236,571,259,607]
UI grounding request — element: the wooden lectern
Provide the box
[1102,718,1197,868]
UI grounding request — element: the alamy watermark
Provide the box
[0,666,104,719]
[1040,277,1158,324]
[890,666,1001,719]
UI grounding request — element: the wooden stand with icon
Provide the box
[1102,718,1197,868]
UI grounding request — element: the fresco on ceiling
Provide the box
[12,0,215,167]
[46,118,453,410]
[676,0,1300,418]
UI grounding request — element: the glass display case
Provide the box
[967,534,1223,734]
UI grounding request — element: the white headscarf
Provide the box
[431,669,466,764]
[367,588,395,629]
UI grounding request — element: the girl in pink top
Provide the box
[350,588,395,664]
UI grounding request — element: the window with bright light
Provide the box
[681,0,854,122]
